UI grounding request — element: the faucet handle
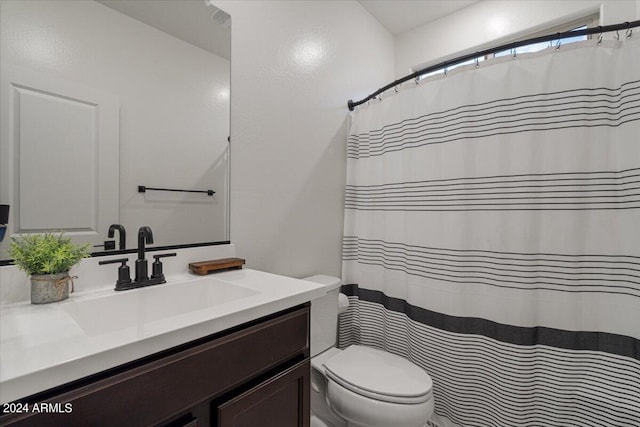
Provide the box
[99,258,132,290]
[151,253,177,280]
[153,253,177,260]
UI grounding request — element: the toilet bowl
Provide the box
[304,275,434,427]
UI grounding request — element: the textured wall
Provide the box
[216,0,394,278]
[395,0,639,77]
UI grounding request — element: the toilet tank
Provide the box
[303,275,342,357]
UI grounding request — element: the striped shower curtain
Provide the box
[339,37,640,427]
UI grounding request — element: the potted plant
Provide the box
[9,232,90,304]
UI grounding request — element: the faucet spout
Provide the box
[137,226,154,260]
[108,224,127,250]
[135,226,154,282]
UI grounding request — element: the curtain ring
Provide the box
[376,95,382,102]
[615,30,620,41]
[443,67,448,76]
[475,57,480,68]
[626,25,633,39]
[597,28,603,45]
[394,86,399,93]
[555,39,561,51]
[512,48,517,59]
[415,76,420,85]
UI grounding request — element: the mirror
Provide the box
[0,0,230,260]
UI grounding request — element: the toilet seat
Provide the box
[327,379,433,427]
[323,345,433,404]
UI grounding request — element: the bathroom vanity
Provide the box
[0,269,325,426]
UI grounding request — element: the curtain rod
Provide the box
[347,19,640,111]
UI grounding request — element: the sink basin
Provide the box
[62,277,259,336]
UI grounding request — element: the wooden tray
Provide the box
[189,258,245,275]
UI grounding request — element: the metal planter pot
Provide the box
[30,271,73,304]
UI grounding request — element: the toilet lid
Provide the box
[323,345,433,404]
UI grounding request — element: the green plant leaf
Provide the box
[8,232,91,276]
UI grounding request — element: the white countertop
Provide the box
[0,269,326,403]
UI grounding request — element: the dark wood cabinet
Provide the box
[215,359,310,427]
[0,304,310,427]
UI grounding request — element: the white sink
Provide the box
[1,268,328,403]
[62,277,259,335]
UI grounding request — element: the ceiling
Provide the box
[95,0,480,60]
[97,0,231,60]
[358,0,479,35]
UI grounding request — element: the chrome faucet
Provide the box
[108,224,126,250]
[135,226,154,282]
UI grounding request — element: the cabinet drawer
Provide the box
[215,359,310,427]
[1,305,310,427]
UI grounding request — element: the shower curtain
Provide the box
[339,37,640,427]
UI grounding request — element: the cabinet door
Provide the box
[216,359,310,427]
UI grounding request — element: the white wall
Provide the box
[395,0,640,77]
[215,0,394,278]
[0,0,229,250]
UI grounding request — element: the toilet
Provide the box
[304,275,434,427]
